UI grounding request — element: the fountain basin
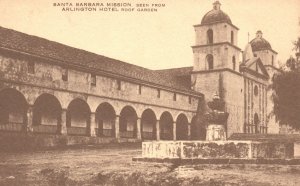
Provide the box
[140,140,294,159]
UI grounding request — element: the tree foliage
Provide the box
[272,37,300,129]
[272,70,300,129]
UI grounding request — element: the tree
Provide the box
[272,70,300,129]
[286,56,297,71]
[272,38,300,129]
[293,37,300,61]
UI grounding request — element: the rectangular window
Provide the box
[117,80,121,90]
[91,74,96,86]
[138,85,142,94]
[62,68,68,81]
[173,93,177,101]
[189,96,192,104]
[157,89,160,98]
[28,61,35,74]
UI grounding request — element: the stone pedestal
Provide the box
[206,124,226,141]
[205,94,228,141]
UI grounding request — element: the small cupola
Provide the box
[256,30,263,38]
[213,1,221,10]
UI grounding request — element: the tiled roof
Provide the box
[0,26,201,96]
[240,57,269,77]
[241,56,260,67]
[155,66,193,76]
[155,67,193,89]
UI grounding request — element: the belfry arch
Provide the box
[207,29,213,44]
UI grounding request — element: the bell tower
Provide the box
[192,1,244,137]
[192,1,240,73]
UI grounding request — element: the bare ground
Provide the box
[0,143,299,186]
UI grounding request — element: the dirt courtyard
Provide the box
[0,143,300,186]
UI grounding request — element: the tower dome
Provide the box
[201,1,232,25]
[250,30,272,52]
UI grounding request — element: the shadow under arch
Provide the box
[141,108,157,140]
[95,102,116,137]
[119,105,138,138]
[66,98,91,136]
[32,93,62,134]
[0,88,28,132]
[159,111,173,140]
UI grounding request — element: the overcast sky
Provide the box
[0,0,299,69]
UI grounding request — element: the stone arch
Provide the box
[207,29,213,44]
[176,113,189,140]
[159,111,173,140]
[141,109,157,140]
[119,106,138,138]
[0,88,28,132]
[206,54,214,70]
[95,102,116,137]
[32,93,62,134]
[66,98,91,136]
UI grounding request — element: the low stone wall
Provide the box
[142,141,294,159]
[0,132,141,151]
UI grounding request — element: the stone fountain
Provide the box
[205,94,228,141]
[133,95,295,164]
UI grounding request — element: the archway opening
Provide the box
[0,88,28,132]
[119,106,137,138]
[32,94,62,134]
[141,109,156,140]
[176,114,189,140]
[67,98,91,136]
[206,54,214,70]
[207,29,213,44]
[159,112,173,140]
[95,102,116,137]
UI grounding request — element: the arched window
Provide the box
[272,55,274,66]
[206,54,214,70]
[231,31,234,44]
[207,29,213,44]
[232,56,236,71]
